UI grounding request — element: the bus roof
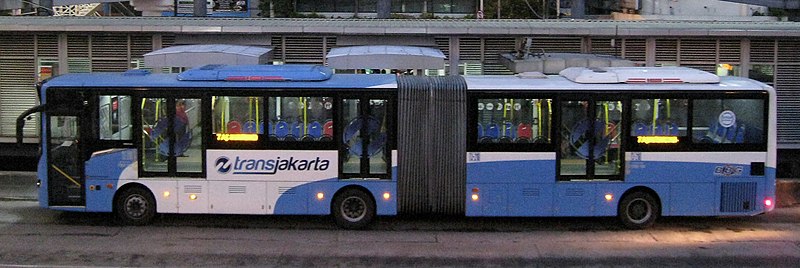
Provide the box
[463,71,771,92]
[42,67,397,90]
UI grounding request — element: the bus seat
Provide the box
[665,122,679,135]
[226,121,242,134]
[502,121,516,139]
[631,121,649,136]
[723,122,738,143]
[484,123,500,141]
[291,121,303,138]
[261,121,266,134]
[477,123,484,139]
[242,120,258,133]
[274,121,290,139]
[322,120,334,141]
[306,121,323,140]
[735,124,746,143]
[516,123,532,140]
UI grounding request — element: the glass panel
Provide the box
[368,99,388,175]
[342,99,361,174]
[631,99,688,137]
[750,65,775,86]
[49,115,82,205]
[477,98,552,144]
[98,95,132,140]
[212,96,264,135]
[141,98,168,172]
[595,101,623,176]
[268,96,334,141]
[560,100,588,176]
[335,0,354,12]
[692,99,765,144]
[176,98,202,173]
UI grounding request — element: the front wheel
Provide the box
[115,187,156,226]
[618,191,660,229]
[332,189,375,230]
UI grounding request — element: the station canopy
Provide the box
[144,44,273,68]
[326,45,445,70]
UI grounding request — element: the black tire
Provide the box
[618,191,660,229]
[332,188,375,230]
[115,187,156,226]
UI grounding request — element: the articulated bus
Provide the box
[17,64,776,229]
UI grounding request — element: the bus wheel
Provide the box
[618,191,659,229]
[115,187,156,226]
[332,189,375,230]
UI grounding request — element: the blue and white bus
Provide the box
[17,64,776,229]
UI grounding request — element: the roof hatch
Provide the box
[559,67,720,84]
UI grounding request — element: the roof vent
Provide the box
[177,64,334,82]
[559,66,720,84]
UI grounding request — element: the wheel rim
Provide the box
[626,197,652,224]
[340,196,366,222]
[124,194,148,219]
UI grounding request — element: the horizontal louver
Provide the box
[680,39,716,63]
[590,38,622,57]
[718,39,740,63]
[92,34,128,72]
[460,37,481,61]
[622,39,646,62]
[533,36,581,53]
[282,36,324,64]
[435,37,450,60]
[776,65,800,145]
[37,34,59,58]
[67,35,89,58]
[777,40,800,63]
[655,39,678,62]
[0,58,37,137]
[130,35,152,58]
[750,39,775,63]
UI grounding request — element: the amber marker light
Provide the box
[471,188,479,201]
[605,194,614,202]
[215,133,259,142]
[163,191,170,198]
[383,192,391,200]
[316,192,324,200]
[189,194,198,200]
[637,136,679,144]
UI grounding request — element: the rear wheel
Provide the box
[115,187,156,226]
[332,188,375,230]
[618,191,659,229]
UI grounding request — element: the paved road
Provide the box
[0,199,799,267]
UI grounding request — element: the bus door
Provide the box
[47,112,85,206]
[558,97,625,180]
[340,97,392,179]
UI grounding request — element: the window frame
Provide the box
[624,91,769,152]
[467,92,556,153]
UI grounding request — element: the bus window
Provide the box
[476,98,552,144]
[141,97,168,172]
[212,96,264,140]
[140,98,203,174]
[630,99,688,138]
[692,98,765,144]
[98,95,132,140]
[176,98,202,173]
[267,96,333,142]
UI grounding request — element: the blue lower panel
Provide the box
[276,180,397,216]
[85,179,117,212]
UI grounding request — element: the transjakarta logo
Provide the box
[215,156,330,175]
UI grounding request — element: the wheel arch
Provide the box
[330,184,376,212]
[618,186,662,216]
[113,182,157,212]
